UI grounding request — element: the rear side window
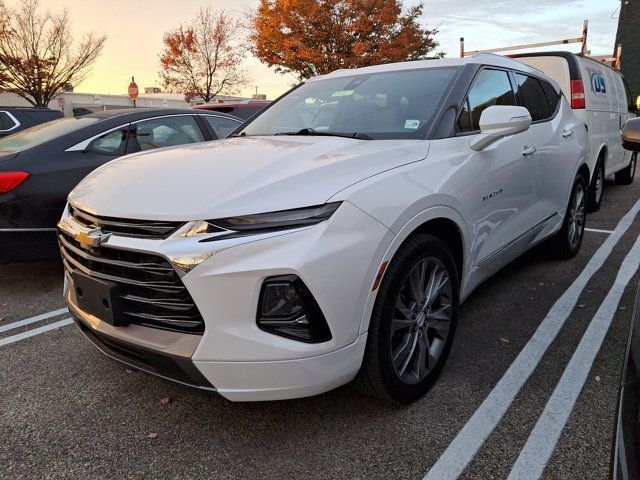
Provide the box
[0,111,18,132]
[514,73,552,121]
[87,128,128,155]
[540,80,560,114]
[202,115,241,138]
[459,69,516,132]
[130,115,205,152]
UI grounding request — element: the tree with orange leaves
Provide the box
[251,0,441,80]
[159,7,247,102]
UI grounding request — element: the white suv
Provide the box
[59,54,589,403]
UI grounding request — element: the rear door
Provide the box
[126,114,207,153]
[611,70,636,169]
[512,72,578,222]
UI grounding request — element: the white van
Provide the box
[513,52,637,210]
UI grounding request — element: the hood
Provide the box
[69,136,429,221]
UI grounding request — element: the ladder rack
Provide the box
[459,20,622,69]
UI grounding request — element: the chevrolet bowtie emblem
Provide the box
[75,229,111,249]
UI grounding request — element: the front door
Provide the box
[458,68,537,275]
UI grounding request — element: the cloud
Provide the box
[421,0,621,56]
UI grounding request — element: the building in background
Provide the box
[616,0,639,101]
[144,87,162,94]
[0,91,249,117]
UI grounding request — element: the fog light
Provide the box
[257,275,331,343]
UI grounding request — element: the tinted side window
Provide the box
[459,69,516,132]
[540,80,560,114]
[514,73,552,121]
[202,115,241,139]
[0,111,18,131]
[87,128,128,155]
[131,116,205,152]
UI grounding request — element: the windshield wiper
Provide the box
[275,128,372,140]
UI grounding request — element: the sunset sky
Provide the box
[5,0,624,100]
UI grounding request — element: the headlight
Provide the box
[185,202,341,239]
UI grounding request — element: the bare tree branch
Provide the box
[0,0,106,107]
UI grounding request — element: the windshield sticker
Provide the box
[405,119,420,129]
[331,90,354,97]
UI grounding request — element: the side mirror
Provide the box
[622,118,640,152]
[470,105,532,151]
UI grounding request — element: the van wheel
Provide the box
[550,174,586,259]
[587,159,604,211]
[355,234,459,403]
[615,153,637,185]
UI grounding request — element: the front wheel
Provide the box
[615,152,637,185]
[356,234,459,403]
[550,174,587,259]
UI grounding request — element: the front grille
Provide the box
[69,205,184,239]
[59,230,204,334]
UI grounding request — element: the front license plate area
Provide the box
[71,270,127,326]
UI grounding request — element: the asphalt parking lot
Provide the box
[2,176,640,480]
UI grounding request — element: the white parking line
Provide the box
[0,318,73,347]
[585,227,615,234]
[0,307,68,334]
[507,232,640,479]
[424,197,640,480]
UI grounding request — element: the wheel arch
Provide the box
[578,162,590,186]
[596,144,608,172]
[358,206,468,334]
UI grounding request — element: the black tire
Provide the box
[550,174,587,260]
[587,159,605,212]
[615,152,637,185]
[355,234,459,403]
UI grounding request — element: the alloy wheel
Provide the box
[390,257,453,384]
[568,181,586,250]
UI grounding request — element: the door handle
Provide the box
[562,128,574,138]
[522,146,536,156]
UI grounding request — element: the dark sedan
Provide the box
[0,107,64,137]
[0,108,242,263]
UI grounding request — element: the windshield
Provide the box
[0,117,100,152]
[240,67,459,140]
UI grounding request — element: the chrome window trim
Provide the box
[198,113,242,124]
[65,114,203,152]
[0,110,21,133]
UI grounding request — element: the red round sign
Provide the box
[128,82,139,101]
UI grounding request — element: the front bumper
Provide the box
[62,201,392,400]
